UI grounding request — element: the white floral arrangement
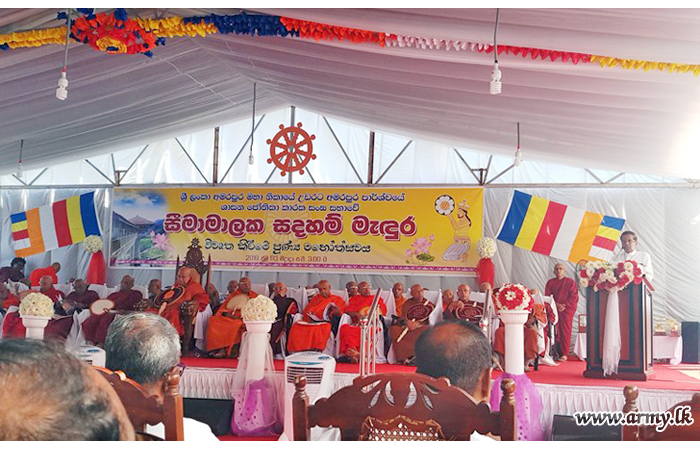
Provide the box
[83,235,103,254]
[476,237,497,259]
[241,295,278,322]
[19,292,54,317]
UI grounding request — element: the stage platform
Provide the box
[180,356,700,439]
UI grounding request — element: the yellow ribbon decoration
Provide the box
[0,26,67,48]
[591,54,700,76]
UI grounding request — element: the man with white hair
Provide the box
[105,313,218,441]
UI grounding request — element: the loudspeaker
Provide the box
[682,322,700,364]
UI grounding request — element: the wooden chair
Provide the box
[292,372,516,441]
[94,366,185,441]
[622,385,700,440]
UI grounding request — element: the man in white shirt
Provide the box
[614,231,654,283]
[105,313,219,441]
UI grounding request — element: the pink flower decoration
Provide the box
[153,233,173,252]
[411,237,432,254]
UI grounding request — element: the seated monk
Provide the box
[206,277,258,357]
[2,290,74,341]
[38,275,64,304]
[337,281,387,363]
[493,311,539,372]
[57,279,99,316]
[392,282,406,317]
[445,284,482,323]
[159,267,209,336]
[270,281,298,356]
[0,283,20,311]
[389,284,433,365]
[29,262,60,287]
[81,275,143,346]
[441,289,455,321]
[287,280,345,354]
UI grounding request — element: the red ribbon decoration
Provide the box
[71,11,157,55]
[280,17,388,47]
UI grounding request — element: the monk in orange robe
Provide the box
[0,284,19,310]
[338,281,387,362]
[159,267,209,337]
[206,277,258,357]
[392,282,406,317]
[287,280,345,353]
[2,289,75,342]
[29,262,60,287]
[81,275,143,346]
[389,284,431,364]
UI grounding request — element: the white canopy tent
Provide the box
[1,8,700,345]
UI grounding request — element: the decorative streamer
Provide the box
[0,11,698,77]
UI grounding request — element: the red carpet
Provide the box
[182,357,700,391]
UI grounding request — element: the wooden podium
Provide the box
[584,283,654,380]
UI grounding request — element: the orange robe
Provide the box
[389,297,431,362]
[1,293,20,309]
[29,266,58,287]
[161,281,210,336]
[287,294,345,353]
[206,289,257,354]
[493,322,539,362]
[41,287,64,303]
[338,295,387,356]
[395,295,407,318]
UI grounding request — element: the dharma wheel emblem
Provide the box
[266,122,316,176]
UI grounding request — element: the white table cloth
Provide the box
[574,333,683,365]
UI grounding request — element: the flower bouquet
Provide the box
[84,234,106,285]
[20,292,54,339]
[475,237,497,287]
[578,260,643,292]
[494,283,534,312]
[241,295,278,323]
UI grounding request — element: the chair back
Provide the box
[293,372,516,441]
[94,366,185,441]
[622,385,700,440]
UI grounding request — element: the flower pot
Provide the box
[244,320,273,334]
[498,309,530,375]
[21,315,50,339]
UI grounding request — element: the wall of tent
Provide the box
[1,107,699,350]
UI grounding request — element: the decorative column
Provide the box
[498,310,530,375]
[21,315,50,339]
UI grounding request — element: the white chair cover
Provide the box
[0,305,19,339]
[5,280,29,297]
[65,309,92,351]
[88,284,110,299]
[54,283,73,296]
[194,304,213,352]
[132,284,148,300]
[251,283,269,297]
[533,294,559,366]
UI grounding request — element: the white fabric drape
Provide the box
[602,288,621,376]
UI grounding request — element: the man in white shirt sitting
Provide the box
[105,313,219,441]
[614,231,654,283]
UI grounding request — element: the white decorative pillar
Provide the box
[22,315,50,339]
[242,320,273,381]
[498,310,530,375]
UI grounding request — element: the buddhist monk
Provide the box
[545,263,579,361]
[160,267,209,337]
[389,284,431,365]
[206,277,258,357]
[57,279,99,316]
[392,282,406,317]
[29,262,60,287]
[337,281,387,363]
[270,281,298,356]
[39,275,64,304]
[287,280,345,354]
[81,275,143,346]
[0,283,19,310]
[493,311,539,372]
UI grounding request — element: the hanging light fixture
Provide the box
[56,9,71,100]
[514,122,523,166]
[16,139,24,179]
[489,8,502,95]
[248,83,257,165]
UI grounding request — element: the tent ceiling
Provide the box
[2,8,700,179]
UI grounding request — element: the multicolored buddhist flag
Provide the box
[496,191,625,263]
[10,192,101,257]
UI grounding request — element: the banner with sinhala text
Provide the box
[110,187,483,274]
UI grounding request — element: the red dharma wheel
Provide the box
[266,122,316,176]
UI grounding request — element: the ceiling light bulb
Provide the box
[56,71,68,101]
[490,62,502,95]
[16,162,23,179]
[248,153,255,165]
[514,148,522,167]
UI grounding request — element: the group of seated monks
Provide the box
[0,268,557,369]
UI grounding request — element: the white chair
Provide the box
[54,283,73,296]
[194,304,213,352]
[251,283,269,297]
[387,289,442,364]
[279,287,306,357]
[65,309,92,350]
[88,284,110,299]
[132,284,148,300]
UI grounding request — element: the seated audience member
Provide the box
[29,262,60,287]
[0,283,20,310]
[270,281,298,356]
[389,284,432,365]
[0,257,26,284]
[392,282,406,317]
[3,289,73,341]
[82,275,143,346]
[105,313,218,441]
[445,284,482,323]
[159,267,209,339]
[39,275,64,303]
[479,282,492,293]
[414,321,494,440]
[493,311,539,371]
[206,277,258,357]
[206,283,219,310]
[148,278,162,303]
[287,280,345,353]
[57,278,99,316]
[0,339,134,441]
[338,281,387,363]
[441,289,455,315]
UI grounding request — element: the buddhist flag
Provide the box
[496,191,624,263]
[10,192,101,257]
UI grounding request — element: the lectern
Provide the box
[584,283,654,380]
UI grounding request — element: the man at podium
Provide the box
[614,231,654,283]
